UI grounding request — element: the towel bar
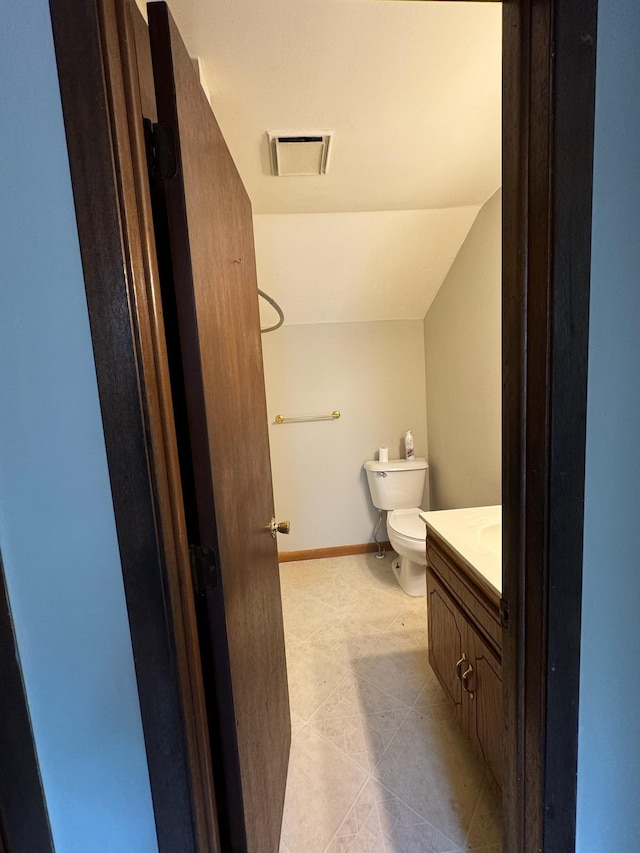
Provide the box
[274,410,341,424]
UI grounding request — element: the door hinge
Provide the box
[500,598,510,631]
[189,545,218,595]
[146,120,178,181]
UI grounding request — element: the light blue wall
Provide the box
[0,2,158,851]
[576,2,640,850]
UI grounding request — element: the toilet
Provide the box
[363,457,429,596]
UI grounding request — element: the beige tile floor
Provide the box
[278,552,501,853]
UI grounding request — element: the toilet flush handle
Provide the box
[271,518,291,538]
[377,471,387,478]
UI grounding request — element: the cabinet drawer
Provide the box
[427,540,502,657]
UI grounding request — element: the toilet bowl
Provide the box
[386,508,427,596]
[363,457,428,596]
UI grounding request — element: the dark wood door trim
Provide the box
[48,0,219,850]
[502,1,598,850]
[0,554,53,853]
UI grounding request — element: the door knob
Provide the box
[271,518,291,538]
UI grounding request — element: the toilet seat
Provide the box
[387,508,425,541]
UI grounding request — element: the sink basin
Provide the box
[420,504,502,593]
[479,522,502,559]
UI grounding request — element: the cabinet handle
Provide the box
[455,654,467,680]
[462,664,474,698]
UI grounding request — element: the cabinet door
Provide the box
[427,570,465,725]
[466,625,503,788]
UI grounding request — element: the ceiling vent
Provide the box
[267,130,333,177]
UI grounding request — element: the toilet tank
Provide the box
[363,458,428,510]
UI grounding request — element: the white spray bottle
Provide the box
[404,429,414,461]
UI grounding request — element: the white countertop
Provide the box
[419,505,502,595]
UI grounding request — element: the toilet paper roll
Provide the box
[378,447,389,463]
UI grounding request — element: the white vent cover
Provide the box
[267,130,333,176]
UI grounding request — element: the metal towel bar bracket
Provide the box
[274,410,341,424]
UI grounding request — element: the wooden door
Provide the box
[146,4,290,851]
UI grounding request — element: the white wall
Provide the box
[423,189,501,509]
[0,3,157,850]
[262,321,428,552]
[254,209,479,326]
[576,2,640,849]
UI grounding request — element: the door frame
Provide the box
[48,0,219,850]
[34,1,599,852]
[502,2,598,850]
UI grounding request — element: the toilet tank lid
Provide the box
[363,457,428,472]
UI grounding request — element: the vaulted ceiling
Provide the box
[158,0,502,324]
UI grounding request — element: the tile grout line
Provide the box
[280,553,499,853]
[319,769,373,853]
[463,775,487,850]
[287,578,424,847]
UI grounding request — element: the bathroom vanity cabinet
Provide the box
[425,530,503,791]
